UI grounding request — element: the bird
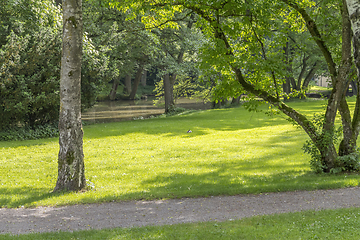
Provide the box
[187,129,192,133]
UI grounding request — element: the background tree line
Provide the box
[4,0,360,184]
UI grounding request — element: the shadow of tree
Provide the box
[0,187,57,208]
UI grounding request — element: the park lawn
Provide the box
[309,85,332,92]
[0,98,359,208]
[3,207,360,239]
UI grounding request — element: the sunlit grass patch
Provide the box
[0,100,359,208]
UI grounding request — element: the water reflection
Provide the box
[82,98,211,123]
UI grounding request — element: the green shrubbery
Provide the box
[0,0,108,136]
[0,123,58,141]
[302,113,360,173]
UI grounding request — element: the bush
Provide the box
[0,1,108,131]
[0,123,59,141]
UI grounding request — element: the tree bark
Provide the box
[346,0,360,148]
[54,0,85,192]
[129,62,145,100]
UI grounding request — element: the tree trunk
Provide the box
[109,78,120,101]
[164,73,175,113]
[124,74,131,95]
[283,78,291,95]
[301,62,319,90]
[211,10,340,171]
[129,63,145,100]
[141,70,147,87]
[346,0,360,148]
[284,41,298,91]
[162,14,194,113]
[54,0,86,192]
[337,0,354,156]
[297,55,310,88]
[350,80,357,96]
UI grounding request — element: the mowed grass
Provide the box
[3,207,360,239]
[1,98,359,208]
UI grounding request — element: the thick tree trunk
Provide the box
[54,0,86,192]
[124,74,131,95]
[337,0,354,156]
[129,63,145,100]
[109,78,120,101]
[346,0,360,149]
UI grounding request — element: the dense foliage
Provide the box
[0,0,107,133]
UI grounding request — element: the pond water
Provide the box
[82,98,211,123]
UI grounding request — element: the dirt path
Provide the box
[1,187,360,235]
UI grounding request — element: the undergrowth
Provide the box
[0,123,59,141]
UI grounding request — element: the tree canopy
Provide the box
[104,0,360,173]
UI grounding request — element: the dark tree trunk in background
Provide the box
[141,70,147,87]
[302,62,319,90]
[124,74,131,95]
[129,62,145,100]
[54,0,86,192]
[164,73,175,113]
[109,78,120,100]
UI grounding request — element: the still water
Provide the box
[82,98,211,123]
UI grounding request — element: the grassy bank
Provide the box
[0,98,359,208]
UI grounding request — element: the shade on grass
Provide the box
[0,98,359,208]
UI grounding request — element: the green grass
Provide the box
[309,85,332,92]
[3,207,360,239]
[0,98,359,208]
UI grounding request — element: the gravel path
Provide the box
[1,187,360,235]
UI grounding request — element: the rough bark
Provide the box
[54,0,85,192]
[129,62,145,100]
